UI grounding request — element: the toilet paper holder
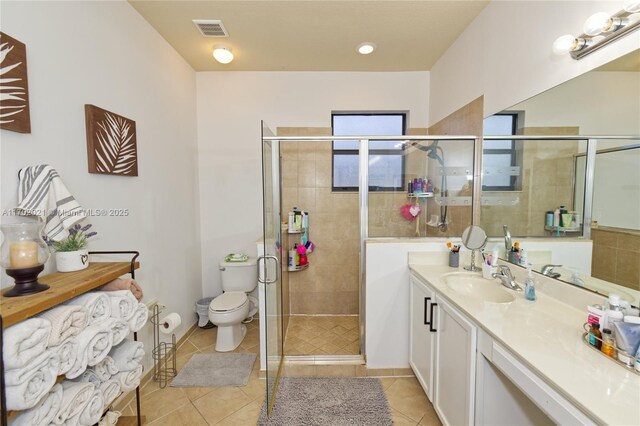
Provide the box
[150,304,177,388]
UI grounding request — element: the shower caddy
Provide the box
[0,251,143,426]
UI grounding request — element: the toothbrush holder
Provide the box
[482,263,497,280]
[449,251,459,268]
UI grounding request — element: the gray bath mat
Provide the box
[170,353,257,387]
[258,377,393,426]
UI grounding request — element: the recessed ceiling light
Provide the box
[357,42,376,55]
[213,46,234,64]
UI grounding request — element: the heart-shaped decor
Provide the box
[409,205,421,217]
[81,254,89,265]
[400,204,419,221]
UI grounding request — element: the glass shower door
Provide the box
[260,122,283,415]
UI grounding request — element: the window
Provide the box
[483,113,521,191]
[332,113,406,191]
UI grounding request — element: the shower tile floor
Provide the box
[284,315,360,355]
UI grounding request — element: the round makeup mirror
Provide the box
[461,225,487,271]
[461,225,487,250]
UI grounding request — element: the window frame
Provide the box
[331,112,407,192]
[482,112,521,192]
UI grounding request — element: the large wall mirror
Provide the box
[482,49,640,305]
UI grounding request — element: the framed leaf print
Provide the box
[85,104,138,176]
[0,32,31,133]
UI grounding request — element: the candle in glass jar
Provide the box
[9,240,39,268]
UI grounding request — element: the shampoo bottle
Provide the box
[553,208,560,227]
[525,264,536,301]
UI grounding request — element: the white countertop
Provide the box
[409,263,640,426]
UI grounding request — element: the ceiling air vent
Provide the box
[192,20,229,37]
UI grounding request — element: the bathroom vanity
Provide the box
[408,263,640,425]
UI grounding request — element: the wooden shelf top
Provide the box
[1,262,139,328]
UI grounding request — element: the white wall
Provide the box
[510,71,640,136]
[1,1,201,370]
[429,1,640,124]
[196,71,429,297]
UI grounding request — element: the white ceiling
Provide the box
[129,0,489,71]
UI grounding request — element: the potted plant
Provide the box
[49,224,97,272]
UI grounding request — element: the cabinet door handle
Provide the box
[429,303,438,332]
[424,297,431,325]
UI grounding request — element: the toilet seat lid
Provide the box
[210,292,248,312]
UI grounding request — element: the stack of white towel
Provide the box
[3,288,148,424]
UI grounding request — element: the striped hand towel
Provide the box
[16,165,86,241]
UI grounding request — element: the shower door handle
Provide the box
[264,255,279,285]
[257,256,266,284]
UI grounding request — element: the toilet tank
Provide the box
[219,257,258,292]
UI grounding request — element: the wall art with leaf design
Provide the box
[85,104,138,176]
[0,32,31,133]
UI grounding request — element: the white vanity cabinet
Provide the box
[409,276,436,400]
[409,273,477,426]
[433,296,477,426]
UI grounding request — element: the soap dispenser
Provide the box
[525,264,536,301]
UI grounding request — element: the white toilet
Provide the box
[208,257,258,352]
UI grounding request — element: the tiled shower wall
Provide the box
[480,126,579,237]
[279,127,359,315]
[279,127,432,315]
[591,227,640,291]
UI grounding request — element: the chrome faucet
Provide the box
[492,265,522,291]
[541,264,562,279]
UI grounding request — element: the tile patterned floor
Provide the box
[119,319,440,425]
[284,315,360,355]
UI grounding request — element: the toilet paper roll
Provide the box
[159,313,181,334]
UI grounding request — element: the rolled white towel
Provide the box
[5,350,59,411]
[106,318,130,346]
[73,369,102,388]
[64,293,111,325]
[102,290,139,321]
[53,381,95,425]
[99,379,121,408]
[37,304,88,346]
[51,337,78,376]
[78,389,104,426]
[93,356,119,381]
[3,317,51,370]
[66,323,113,379]
[11,383,63,426]
[127,302,148,332]
[108,340,144,372]
[114,364,143,392]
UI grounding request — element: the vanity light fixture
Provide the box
[212,46,234,64]
[357,42,376,55]
[553,1,640,59]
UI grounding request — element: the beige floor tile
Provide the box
[216,401,263,426]
[182,386,215,402]
[193,387,252,424]
[418,405,442,425]
[141,387,191,424]
[385,378,431,422]
[147,402,208,426]
[379,377,398,390]
[283,365,317,377]
[391,408,420,425]
[177,340,199,357]
[239,376,266,401]
[315,365,357,377]
[188,328,217,350]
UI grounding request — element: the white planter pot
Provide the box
[56,249,89,272]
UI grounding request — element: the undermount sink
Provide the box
[442,272,515,304]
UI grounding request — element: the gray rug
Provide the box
[258,377,393,426]
[170,353,257,387]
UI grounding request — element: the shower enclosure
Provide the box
[260,121,478,410]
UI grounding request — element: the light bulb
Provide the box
[553,35,578,55]
[213,46,234,64]
[584,12,613,36]
[357,42,376,55]
[625,1,640,13]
